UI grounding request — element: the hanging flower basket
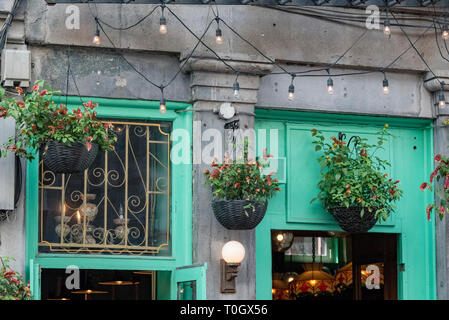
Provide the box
[212,199,268,230]
[328,206,378,233]
[41,141,98,174]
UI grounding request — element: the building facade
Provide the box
[0,0,447,300]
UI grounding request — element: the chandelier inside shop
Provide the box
[49,0,449,113]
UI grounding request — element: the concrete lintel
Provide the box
[181,55,273,75]
[191,71,260,90]
[192,85,258,104]
[424,71,449,93]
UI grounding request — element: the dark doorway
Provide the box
[41,269,156,300]
[271,230,398,300]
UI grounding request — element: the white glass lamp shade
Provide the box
[222,241,246,264]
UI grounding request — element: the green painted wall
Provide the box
[255,109,436,300]
[25,96,194,300]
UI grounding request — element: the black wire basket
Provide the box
[41,141,99,174]
[211,199,268,230]
[328,206,378,233]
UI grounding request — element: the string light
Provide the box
[215,17,223,44]
[159,5,167,35]
[276,233,284,242]
[384,19,391,36]
[442,24,449,40]
[439,82,446,108]
[93,23,101,45]
[326,70,334,95]
[160,87,167,114]
[382,72,389,95]
[233,79,240,98]
[288,75,295,101]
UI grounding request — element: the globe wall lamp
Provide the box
[220,241,245,294]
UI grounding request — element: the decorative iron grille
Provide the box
[39,120,172,255]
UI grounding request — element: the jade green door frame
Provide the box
[25,96,194,300]
[255,109,436,300]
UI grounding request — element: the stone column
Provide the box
[424,71,449,300]
[182,52,272,299]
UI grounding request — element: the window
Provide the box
[39,120,172,256]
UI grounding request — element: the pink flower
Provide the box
[372,195,377,199]
[430,166,441,184]
[439,206,445,215]
[420,182,428,191]
[435,154,442,162]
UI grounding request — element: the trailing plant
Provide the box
[0,80,116,160]
[311,124,403,222]
[204,140,281,205]
[420,153,449,221]
[0,256,32,300]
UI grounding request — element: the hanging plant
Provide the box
[420,153,449,221]
[203,139,281,230]
[0,81,116,173]
[311,125,403,232]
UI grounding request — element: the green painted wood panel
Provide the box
[255,109,436,300]
[25,96,193,300]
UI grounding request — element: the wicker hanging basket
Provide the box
[211,199,268,230]
[41,141,98,174]
[328,206,378,233]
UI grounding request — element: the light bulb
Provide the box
[439,91,446,108]
[442,25,449,40]
[160,17,167,35]
[233,80,240,97]
[288,84,295,101]
[287,277,294,283]
[384,19,391,36]
[222,241,246,264]
[160,99,167,114]
[383,79,389,95]
[276,233,284,242]
[309,280,317,286]
[216,28,223,45]
[272,289,276,294]
[327,78,334,95]
[93,26,100,45]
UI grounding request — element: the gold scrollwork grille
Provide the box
[39,120,172,255]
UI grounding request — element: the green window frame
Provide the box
[25,96,193,300]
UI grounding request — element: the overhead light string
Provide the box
[215,16,223,45]
[326,68,334,95]
[160,3,168,35]
[93,18,101,45]
[159,86,167,114]
[233,72,240,98]
[288,74,295,101]
[439,81,446,108]
[384,5,392,36]
[381,70,390,94]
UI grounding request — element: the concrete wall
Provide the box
[1,0,447,299]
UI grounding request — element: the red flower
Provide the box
[275,187,281,191]
[345,190,351,195]
[394,180,400,184]
[439,206,445,215]
[210,169,220,180]
[40,89,48,96]
[420,182,427,191]
[204,170,210,175]
[430,166,441,184]
[3,270,15,279]
[83,100,98,110]
[32,85,39,91]
[86,142,92,151]
[435,154,442,162]
[16,87,23,95]
[427,204,433,221]
[87,136,93,142]
[16,101,24,108]
[372,195,377,199]
[372,186,377,191]
[234,182,240,188]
